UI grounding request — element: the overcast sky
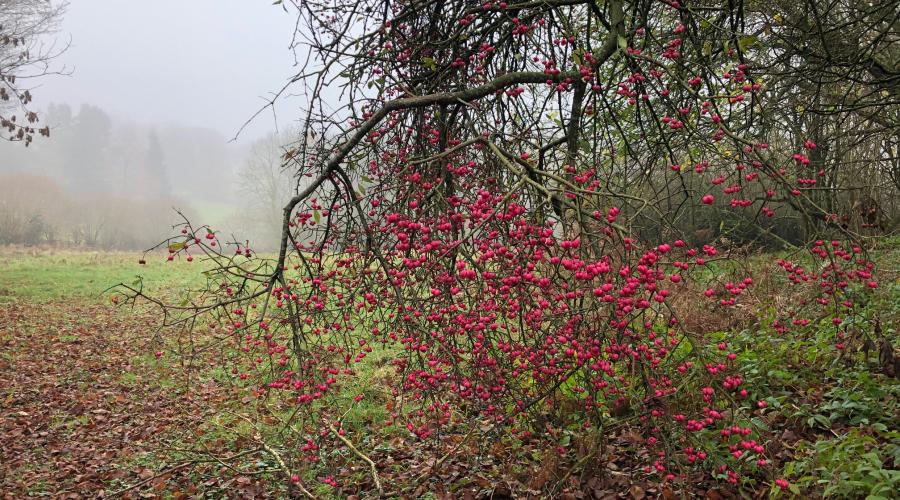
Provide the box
[37,0,302,143]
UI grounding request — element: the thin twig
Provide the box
[259,437,317,499]
[106,462,194,498]
[327,422,384,496]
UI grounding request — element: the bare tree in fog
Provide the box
[0,0,68,145]
[144,130,171,197]
[234,131,295,249]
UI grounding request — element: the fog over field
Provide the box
[0,0,304,250]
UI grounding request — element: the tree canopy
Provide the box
[0,0,67,145]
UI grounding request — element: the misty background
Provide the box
[0,0,304,250]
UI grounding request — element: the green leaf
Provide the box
[750,417,769,431]
[738,35,757,52]
[812,414,831,428]
[617,35,628,51]
[422,57,437,71]
[578,138,591,153]
[313,209,321,224]
[571,48,583,66]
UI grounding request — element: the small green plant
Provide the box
[784,371,900,433]
[781,430,900,498]
[817,379,899,429]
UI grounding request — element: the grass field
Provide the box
[0,249,199,303]
[1,245,898,498]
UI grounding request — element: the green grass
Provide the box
[0,249,202,302]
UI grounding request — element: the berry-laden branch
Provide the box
[121,0,896,495]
